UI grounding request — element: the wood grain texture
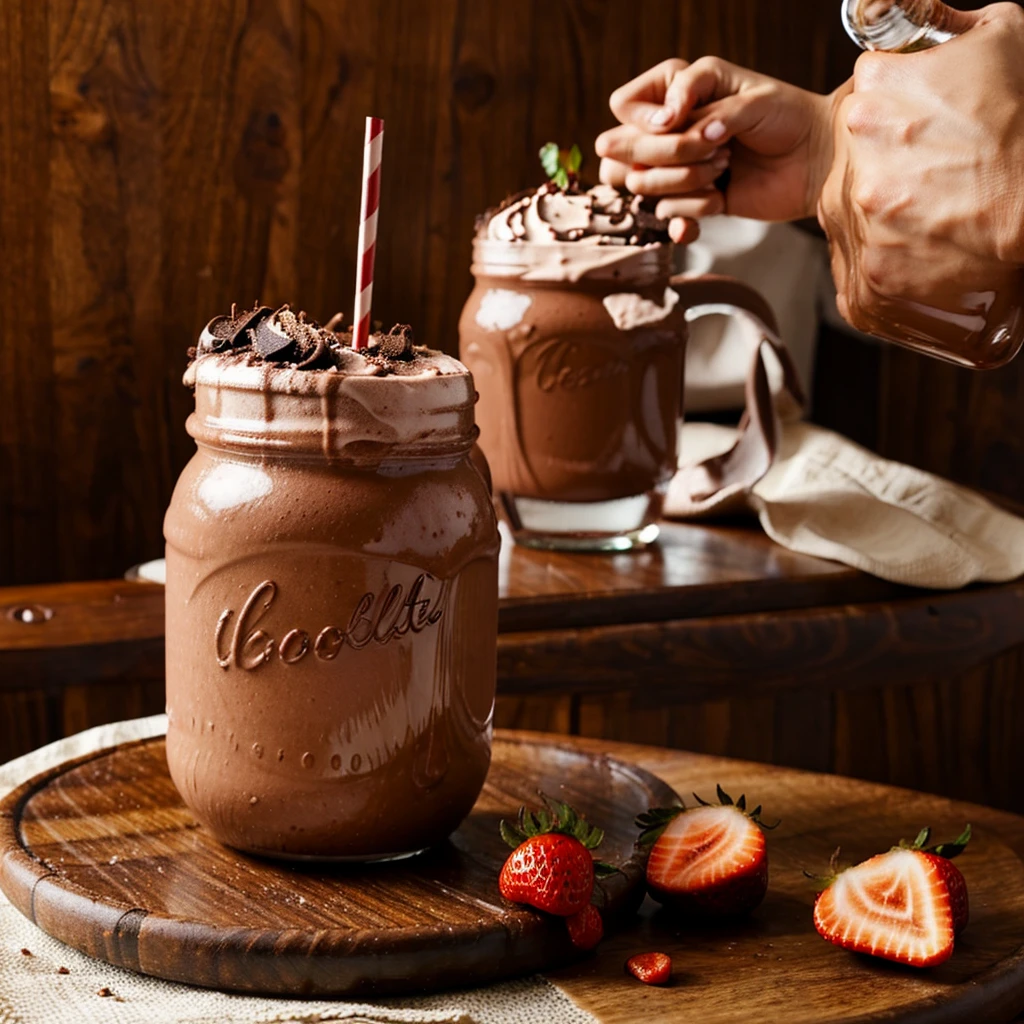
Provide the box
[0,733,669,997]
[496,584,1024,699]
[0,0,861,585]
[4,730,1024,1020]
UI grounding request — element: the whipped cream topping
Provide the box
[483,183,668,247]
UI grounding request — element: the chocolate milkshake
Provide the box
[459,181,687,550]
[164,307,499,860]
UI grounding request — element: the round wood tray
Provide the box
[0,733,671,998]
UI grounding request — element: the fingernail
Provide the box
[649,106,674,127]
[703,119,727,141]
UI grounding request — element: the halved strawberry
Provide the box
[811,826,971,968]
[637,786,776,918]
[499,799,617,918]
[626,952,672,985]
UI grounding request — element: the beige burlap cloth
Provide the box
[668,419,1024,589]
[0,717,598,1024]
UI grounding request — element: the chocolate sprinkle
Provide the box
[57,967,70,975]
[20,948,32,957]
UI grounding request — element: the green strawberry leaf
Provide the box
[568,143,582,173]
[635,804,684,846]
[594,860,620,879]
[717,784,733,806]
[500,820,527,849]
[929,824,972,860]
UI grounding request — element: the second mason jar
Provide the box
[459,237,687,551]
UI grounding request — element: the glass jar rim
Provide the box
[470,236,672,285]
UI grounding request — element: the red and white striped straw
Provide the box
[352,116,384,351]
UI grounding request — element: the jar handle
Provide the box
[668,273,806,513]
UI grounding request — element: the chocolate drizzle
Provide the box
[479,183,670,246]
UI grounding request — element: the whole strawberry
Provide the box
[637,785,777,918]
[565,904,603,950]
[498,800,616,918]
[812,824,971,968]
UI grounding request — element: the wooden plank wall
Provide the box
[3,0,1021,808]
[2,0,1010,585]
[2,0,864,584]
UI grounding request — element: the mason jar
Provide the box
[164,351,499,860]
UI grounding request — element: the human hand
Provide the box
[596,57,840,242]
[820,2,1024,343]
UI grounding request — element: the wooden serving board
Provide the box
[0,733,671,998]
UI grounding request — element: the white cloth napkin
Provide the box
[668,420,1024,590]
[681,216,826,413]
[0,718,598,1024]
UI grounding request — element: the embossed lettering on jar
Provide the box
[164,331,499,860]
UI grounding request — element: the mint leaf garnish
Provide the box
[539,143,562,181]
[538,142,583,190]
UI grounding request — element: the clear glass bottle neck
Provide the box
[842,0,957,52]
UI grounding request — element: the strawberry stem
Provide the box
[500,795,608,851]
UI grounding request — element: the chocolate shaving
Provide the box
[250,308,297,359]
[57,967,70,975]
[200,304,273,353]
[294,331,325,369]
[190,302,426,375]
[375,324,415,359]
[20,948,32,957]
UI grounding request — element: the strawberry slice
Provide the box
[637,786,776,918]
[626,952,672,985]
[813,850,954,967]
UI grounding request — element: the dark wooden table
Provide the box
[5,728,1024,1022]
[4,521,1024,812]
